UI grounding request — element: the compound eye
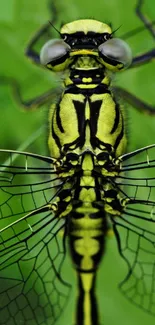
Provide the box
[98,38,132,69]
[40,39,71,65]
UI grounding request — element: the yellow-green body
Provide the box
[47,19,127,325]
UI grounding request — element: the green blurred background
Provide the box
[0,0,155,325]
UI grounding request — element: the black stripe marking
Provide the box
[89,99,102,136]
[62,137,82,152]
[90,274,99,325]
[99,52,123,69]
[56,102,64,133]
[114,115,124,150]
[49,52,70,67]
[76,274,84,325]
[75,273,100,325]
[65,84,110,95]
[70,68,104,78]
[110,102,120,134]
[70,68,106,85]
[73,100,86,135]
[61,31,111,48]
[51,118,61,151]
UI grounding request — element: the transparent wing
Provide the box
[0,149,62,219]
[0,150,71,325]
[111,144,155,315]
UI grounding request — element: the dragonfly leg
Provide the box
[113,86,155,115]
[0,76,59,110]
[130,0,155,68]
[25,2,59,65]
[0,2,60,111]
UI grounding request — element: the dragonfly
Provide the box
[0,1,155,324]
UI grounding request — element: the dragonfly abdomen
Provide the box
[69,208,106,325]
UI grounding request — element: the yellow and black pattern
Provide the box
[46,20,128,324]
[1,6,155,325]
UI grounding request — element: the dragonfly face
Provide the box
[40,19,132,73]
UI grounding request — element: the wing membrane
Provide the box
[111,144,155,315]
[1,145,155,322]
[0,150,71,325]
[112,210,155,314]
[0,150,64,219]
[0,211,71,325]
[117,144,155,201]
